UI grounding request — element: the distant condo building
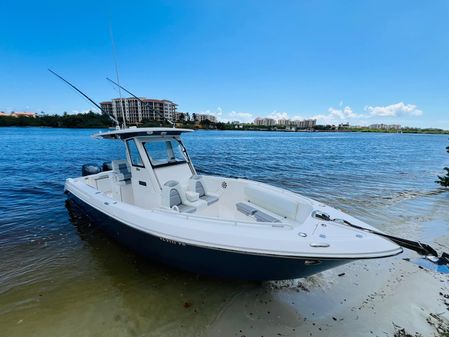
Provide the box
[195,114,217,123]
[292,119,316,129]
[100,97,178,124]
[254,117,276,127]
[254,117,316,129]
[369,123,401,130]
[277,119,290,126]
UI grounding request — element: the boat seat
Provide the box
[244,185,297,219]
[162,180,196,213]
[236,202,281,223]
[111,160,131,184]
[189,175,219,205]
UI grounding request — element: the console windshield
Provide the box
[143,139,188,167]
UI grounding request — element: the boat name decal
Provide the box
[159,237,186,246]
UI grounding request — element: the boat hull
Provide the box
[67,193,351,281]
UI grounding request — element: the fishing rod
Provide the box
[314,212,449,266]
[48,69,119,127]
[108,25,126,129]
[106,77,174,127]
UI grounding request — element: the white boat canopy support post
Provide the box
[64,127,446,280]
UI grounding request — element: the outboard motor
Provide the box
[81,164,102,177]
[102,161,113,172]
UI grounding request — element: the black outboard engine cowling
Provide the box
[102,161,113,172]
[82,164,102,177]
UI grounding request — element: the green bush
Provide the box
[436,139,449,187]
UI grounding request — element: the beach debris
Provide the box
[393,327,420,337]
[338,272,345,277]
[392,323,422,337]
[426,312,449,336]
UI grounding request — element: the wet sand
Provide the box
[208,193,449,337]
[208,192,449,337]
[1,192,448,337]
[208,250,449,337]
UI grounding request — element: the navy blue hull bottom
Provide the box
[66,193,350,280]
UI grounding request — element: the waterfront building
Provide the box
[369,124,385,129]
[253,117,316,128]
[389,124,402,130]
[369,123,402,130]
[277,119,291,126]
[10,112,37,118]
[196,114,217,123]
[100,97,177,124]
[175,112,187,123]
[293,119,316,129]
[99,101,113,117]
[254,117,276,126]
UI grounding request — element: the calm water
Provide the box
[1,127,448,336]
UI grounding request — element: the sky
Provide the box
[1,0,449,128]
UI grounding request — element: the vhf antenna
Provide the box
[48,69,119,127]
[106,77,174,127]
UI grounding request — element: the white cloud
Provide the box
[228,111,254,123]
[194,108,253,123]
[309,101,423,125]
[193,101,423,125]
[196,107,223,117]
[328,106,359,119]
[311,105,362,124]
[267,111,289,121]
[265,111,307,121]
[71,109,97,114]
[364,102,422,117]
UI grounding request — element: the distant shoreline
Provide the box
[1,125,449,135]
[2,112,448,134]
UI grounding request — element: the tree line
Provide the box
[0,111,112,128]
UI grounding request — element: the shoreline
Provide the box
[1,125,448,135]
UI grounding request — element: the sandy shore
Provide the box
[206,200,449,337]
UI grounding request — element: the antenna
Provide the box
[48,69,119,127]
[106,77,174,127]
[109,26,127,129]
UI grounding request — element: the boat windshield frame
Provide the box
[142,138,191,169]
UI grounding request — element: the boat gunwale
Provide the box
[65,178,404,261]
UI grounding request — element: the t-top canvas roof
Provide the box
[93,127,193,140]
